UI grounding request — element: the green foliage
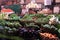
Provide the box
[13,22,22,27]
[0,19,6,26]
[5,21,21,28]
[35,14,46,18]
[55,24,60,29]
[42,24,51,28]
[9,14,18,18]
[4,26,17,32]
[0,14,5,19]
[5,22,14,27]
[47,15,52,19]
[21,14,35,21]
[25,23,39,28]
[23,14,35,19]
[56,15,60,21]
[58,29,60,33]
[9,14,20,20]
[0,33,24,40]
[35,18,49,23]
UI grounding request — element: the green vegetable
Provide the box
[0,20,6,26]
[43,24,51,28]
[35,18,49,23]
[9,14,20,20]
[58,29,60,33]
[26,23,39,28]
[35,14,46,18]
[55,24,60,29]
[0,14,6,19]
[57,15,60,21]
[22,14,35,21]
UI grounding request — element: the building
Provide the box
[0,0,60,4]
[24,0,60,4]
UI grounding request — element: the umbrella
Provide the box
[1,8,14,14]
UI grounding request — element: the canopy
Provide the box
[1,8,14,14]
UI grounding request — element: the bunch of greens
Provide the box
[35,14,46,18]
[9,14,20,20]
[46,15,54,19]
[35,18,49,23]
[0,19,6,26]
[25,23,39,28]
[21,14,35,21]
[0,14,6,19]
[4,26,17,33]
[56,15,60,21]
[5,21,21,28]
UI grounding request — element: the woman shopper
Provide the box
[21,4,28,17]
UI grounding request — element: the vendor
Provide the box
[21,5,28,16]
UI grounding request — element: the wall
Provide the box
[56,0,60,3]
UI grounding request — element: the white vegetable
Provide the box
[49,15,59,24]
[58,29,60,33]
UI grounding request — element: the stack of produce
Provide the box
[0,13,60,39]
[40,33,59,40]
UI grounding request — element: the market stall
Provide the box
[0,12,60,40]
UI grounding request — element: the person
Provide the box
[21,8,36,18]
[21,5,28,16]
[28,8,36,14]
[1,6,5,10]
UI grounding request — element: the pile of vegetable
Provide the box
[0,13,60,39]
